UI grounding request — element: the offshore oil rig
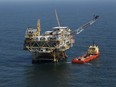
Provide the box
[23,11,99,63]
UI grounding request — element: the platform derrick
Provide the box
[23,11,99,64]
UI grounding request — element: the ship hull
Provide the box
[72,53,99,64]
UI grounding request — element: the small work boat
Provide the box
[72,43,100,64]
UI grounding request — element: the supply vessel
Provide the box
[72,43,100,64]
[23,11,99,63]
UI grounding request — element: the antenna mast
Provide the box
[55,10,61,27]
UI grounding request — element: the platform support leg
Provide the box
[53,52,58,63]
[32,52,39,64]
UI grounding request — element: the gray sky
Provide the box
[0,0,115,2]
[0,0,115,1]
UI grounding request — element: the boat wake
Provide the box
[66,62,71,64]
[85,63,93,66]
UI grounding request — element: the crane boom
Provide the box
[71,15,99,36]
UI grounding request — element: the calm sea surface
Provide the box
[0,1,116,87]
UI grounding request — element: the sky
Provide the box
[0,0,115,3]
[0,0,115,2]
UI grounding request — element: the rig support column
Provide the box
[53,52,58,63]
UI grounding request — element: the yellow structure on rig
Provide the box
[36,19,41,36]
[24,19,40,40]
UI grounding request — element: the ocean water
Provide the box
[0,1,116,87]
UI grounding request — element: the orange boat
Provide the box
[72,44,100,64]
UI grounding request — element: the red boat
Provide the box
[72,44,100,64]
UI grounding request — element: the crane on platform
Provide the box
[71,15,99,36]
